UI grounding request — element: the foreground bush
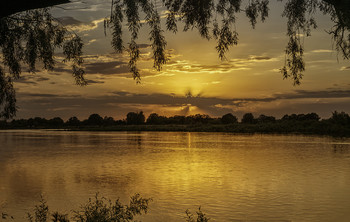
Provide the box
[2,194,209,221]
[27,194,151,222]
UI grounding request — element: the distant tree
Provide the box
[0,120,7,128]
[127,111,145,125]
[49,117,64,127]
[87,114,103,125]
[305,112,320,121]
[241,113,255,124]
[66,116,80,126]
[34,117,49,127]
[103,116,115,126]
[168,115,186,124]
[221,113,238,124]
[282,113,320,121]
[115,119,126,125]
[146,113,167,125]
[11,118,27,128]
[257,114,275,123]
[185,114,211,124]
[330,111,350,125]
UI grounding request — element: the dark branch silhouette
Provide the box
[0,8,85,118]
[105,0,349,85]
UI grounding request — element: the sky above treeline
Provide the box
[14,0,350,120]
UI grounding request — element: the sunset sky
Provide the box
[14,0,350,120]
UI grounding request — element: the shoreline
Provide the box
[2,122,350,137]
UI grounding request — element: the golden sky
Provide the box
[14,0,350,120]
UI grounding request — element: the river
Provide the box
[1,130,350,221]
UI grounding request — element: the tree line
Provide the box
[0,111,349,128]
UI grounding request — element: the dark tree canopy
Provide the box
[241,113,255,124]
[87,113,104,125]
[126,111,145,124]
[221,113,238,124]
[0,8,85,119]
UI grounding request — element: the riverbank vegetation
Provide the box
[1,194,208,222]
[1,111,350,137]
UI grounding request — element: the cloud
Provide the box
[14,75,50,85]
[56,16,82,26]
[86,79,105,84]
[137,44,151,49]
[164,60,248,73]
[37,77,50,82]
[340,66,350,71]
[20,93,61,98]
[56,17,104,32]
[310,49,333,53]
[162,54,278,74]
[84,61,128,75]
[249,56,272,61]
[86,39,97,45]
[16,88,350,120]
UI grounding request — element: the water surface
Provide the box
[1,130,350,221]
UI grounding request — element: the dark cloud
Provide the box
[137,44,151,49]
[37,77,50,82]
[14,75,50,85]
[276,90,350,100]
[19,93,79,98]
[15,89,350,119]
[52,67,70,74]
[14,78,37,85]
[86,79,105,84]
[20,93,60,98]
[250,56,271,60]
[56,16,82,26]
[85,61,128,75]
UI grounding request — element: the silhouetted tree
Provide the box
[305,112,320,121]
[168,115,186,124]
[66,116,80,126]
[241,113,255,124]
[185,114,211,124]
[257,114,275,123]
[282,113,320,121]
[330,111,350,125]
[221,113,238,124]
[87,114,104,125]
[126,111,145,125]
[103,116,115,126]
[146,113,167,125]
[0,120,7,128]
[48,117,64,127]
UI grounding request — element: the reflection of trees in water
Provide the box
[332,143,350,154]
[1,1,350,118]
[126,132,143,148]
